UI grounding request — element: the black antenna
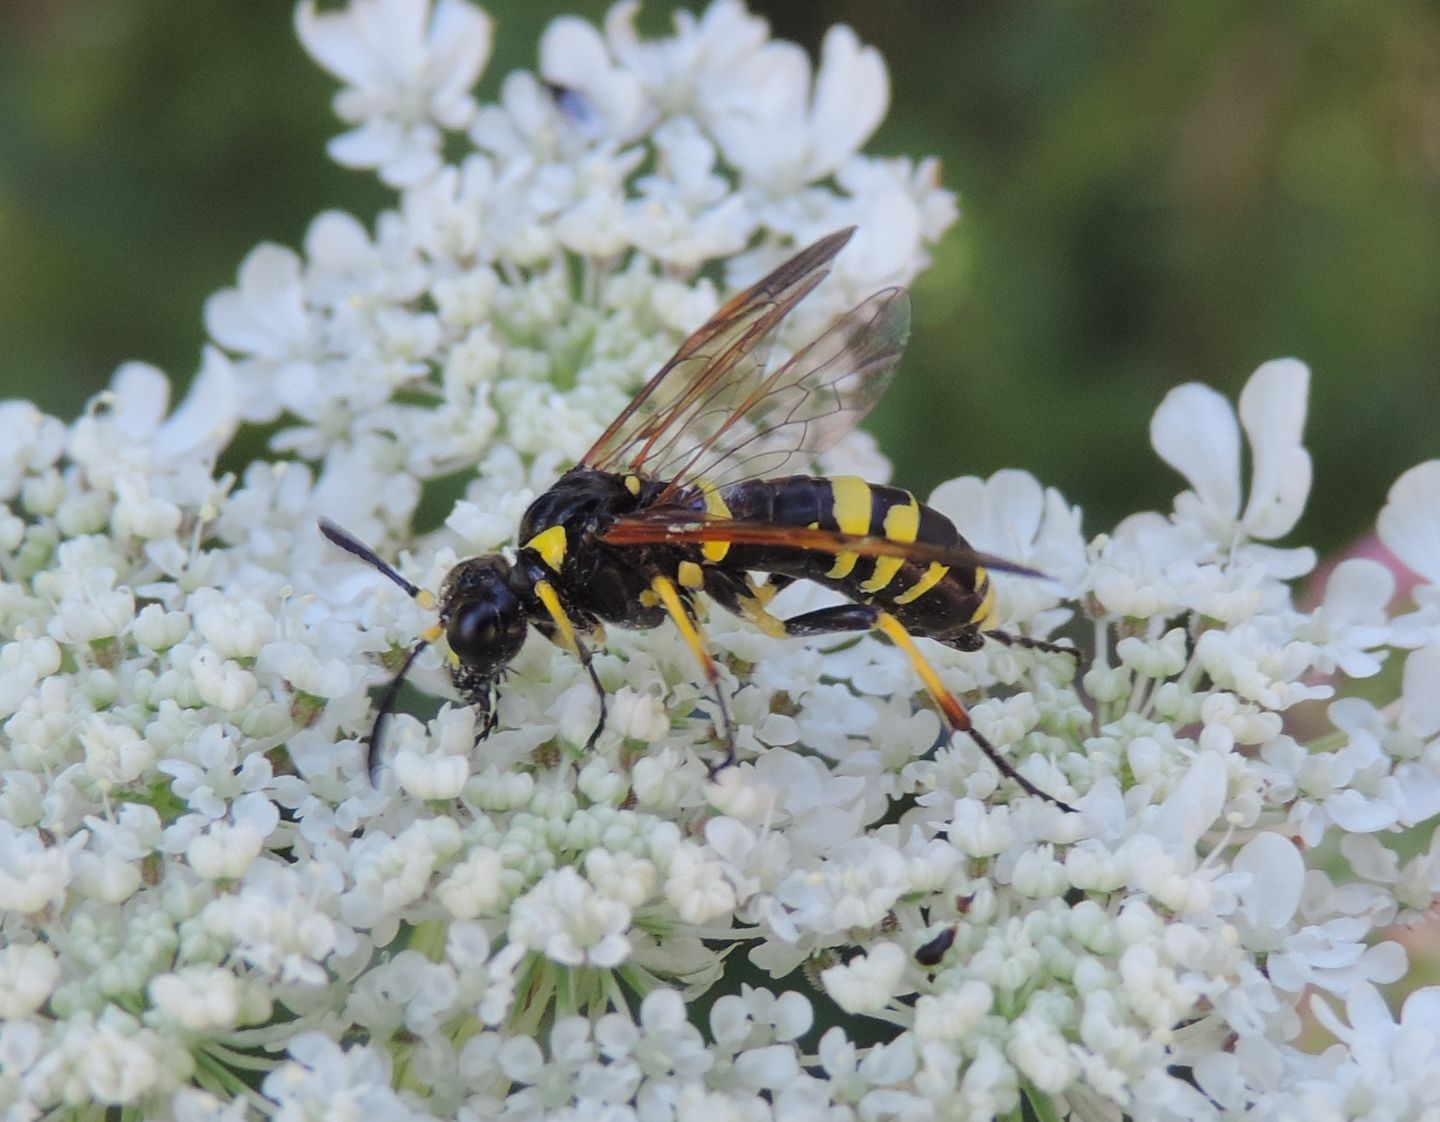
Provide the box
[319,518,433,784]
[319,518,423,599]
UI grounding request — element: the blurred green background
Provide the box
[2,1,1437,554]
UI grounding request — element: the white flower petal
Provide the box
[1402,986,1440,1030]
[152,347,239,463]
[1323,558,1394,623]
[1238,359,1311,539]
[540,16,646,140]
[1234,833,1304,929]
[1401,642,1440,739]
[107,362,170,438]
[427,0,493,118]
[1378,460,1440,585]
[1152,750,1228,851]
[805,25,888,180]
[1326,789,1400,833]
[204,244,310,359]
[294,1,381,87]
[1150,382,1241,530]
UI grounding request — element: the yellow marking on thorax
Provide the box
[624,474,642,496]
[699,483,732,563]
[534,579,581,656]
[861,492,919,593]
[525,525,568,572]
[678,560,705,590]
[825,476,871,580]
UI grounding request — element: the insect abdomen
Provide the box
[712,476,995,642]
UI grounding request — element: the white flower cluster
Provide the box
[2,1,1438,1119]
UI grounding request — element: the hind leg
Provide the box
[780,604,1075,811]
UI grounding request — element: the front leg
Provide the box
[369,635,436,782]
[451,662,500,742]
[531,577,609,752]
[574,640,607,753]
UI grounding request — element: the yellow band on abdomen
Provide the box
[893,561,950,605]
[825,476,871,579]
[972,569,997,630]
[861,492,919,593]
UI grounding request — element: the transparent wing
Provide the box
[581,228,911,499]
[649,286,909,499]
[582,229,855,474]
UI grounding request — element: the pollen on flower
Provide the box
[148,966,243,1033]
[821,941,906,1014]
[0,943,61,1019]
[509,866,632,968]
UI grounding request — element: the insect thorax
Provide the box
[517,466,658,547]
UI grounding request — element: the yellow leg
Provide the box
[873,612,1074,812]
[735,577,789,640]
[534,579,582,656]
[873,613,975,733]
[534,579,607,750]
[651,574,734,768]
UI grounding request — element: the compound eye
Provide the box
[449,603,502,664]
[447,593,526,674]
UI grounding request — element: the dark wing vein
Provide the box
[650,286,909,501]
[600,511,1046,579]
[580,228,910,499]
[580,228,856,475]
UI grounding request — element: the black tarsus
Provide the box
[983,629,1081,661]
[368,639,430,783]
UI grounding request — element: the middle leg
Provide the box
[650,574,735,770]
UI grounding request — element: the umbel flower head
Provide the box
[2,1,1439,1119]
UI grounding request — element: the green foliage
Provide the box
[2,0,1435,553]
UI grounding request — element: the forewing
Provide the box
[649,286,910,501]
[581,228,856,476]
[600,511,1047,579]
